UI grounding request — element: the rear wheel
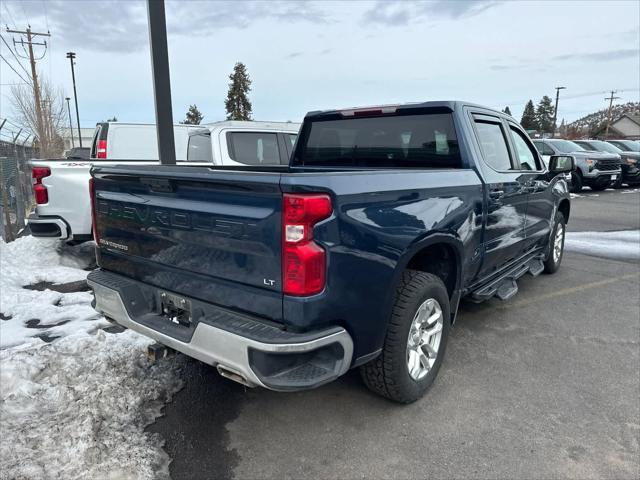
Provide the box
[569,171,583,193]
[590,183,608,191]
[360,270,450,403]
[544,212,565,274]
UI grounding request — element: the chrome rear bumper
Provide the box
[88,271,353,391]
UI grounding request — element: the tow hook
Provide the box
[147,342,176,363]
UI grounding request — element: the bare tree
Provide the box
[10,75,66,158]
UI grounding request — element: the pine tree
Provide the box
[183,104,204,125]
[502,106,512,116]
[535,95,555,134]
[225,62,252,121]
[558,118,566,137]
[520,100,538,130]
[106,116,118,122]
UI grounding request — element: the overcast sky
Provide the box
[1,0,638,130]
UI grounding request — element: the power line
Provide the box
[0,52,32,85]
[0,34,31,79]
[2,2,18,29]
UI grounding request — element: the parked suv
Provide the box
[574,140,640,187]
[532,139,621,192]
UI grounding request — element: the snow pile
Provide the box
[0,237,184,479]
[564,230,640,260]
[0,237,107,348]
[0,330,182,479]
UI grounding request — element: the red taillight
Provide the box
[31,166,51,204]
[282,193,332,296]
[96,139,107,159]
[89,178,99,243]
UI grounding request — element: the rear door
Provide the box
[93,165,284,321]
[469,112,529,278]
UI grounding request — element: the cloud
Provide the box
[169,1,330,36]
[363,0,500,26]
[552,49,639,62]
[6,0,148,52]
[4,0,330,53]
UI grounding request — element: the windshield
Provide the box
[589,140,622,154]
[294,112,462,169]
[549,139,585,153]
[611,140,640,152]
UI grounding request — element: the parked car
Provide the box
[89,122,201,160]
[187,121,300,165]
[607,139,640,153]
[573,140,640,187]
[64,147,90,160]
[28,121,299,243]
[532,139,620,193]
[88,101,573,403]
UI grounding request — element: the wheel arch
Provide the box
[558,198,570,223]
[389,233,464,326]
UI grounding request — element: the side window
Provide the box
[542,143,554,156]
[474,120,513,171]
[287,134,297,147]
[509,127,542,170]
[227,132,280,165]
[187,133,213,162]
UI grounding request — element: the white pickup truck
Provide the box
[28,121,300,243]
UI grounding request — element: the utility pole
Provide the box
[147,0,176,165]
[551,86,566,137]
[6,26,50,154]
[66,52,83,147]
[604,90,620,140]
[65,97,75,148]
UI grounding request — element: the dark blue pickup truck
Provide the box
[88,101,573,403]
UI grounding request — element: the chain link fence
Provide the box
[1,140,39,242]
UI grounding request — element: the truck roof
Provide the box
[191,120,301,135]
[305,100,504,119]
[202,120,300,129]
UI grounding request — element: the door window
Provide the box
[227,132,280,165]
[509,127,542,170]
[474,121,513,171]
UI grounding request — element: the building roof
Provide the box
[615,114,640,126]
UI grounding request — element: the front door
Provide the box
[506,124,554,249]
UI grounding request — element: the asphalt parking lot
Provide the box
[149,188,640,480]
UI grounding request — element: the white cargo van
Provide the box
[89,122,201,160]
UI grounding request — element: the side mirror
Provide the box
[549,155,574,174]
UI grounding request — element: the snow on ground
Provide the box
[564,230,640,261]
[0,237,183,479]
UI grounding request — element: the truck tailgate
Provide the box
[92,165,283,321]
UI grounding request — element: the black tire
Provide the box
[360,270,451,403]
[590,183,608,191]
[544,212,566,274]
[569,171,583,193]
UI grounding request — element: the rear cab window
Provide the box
[292,112,462,169]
